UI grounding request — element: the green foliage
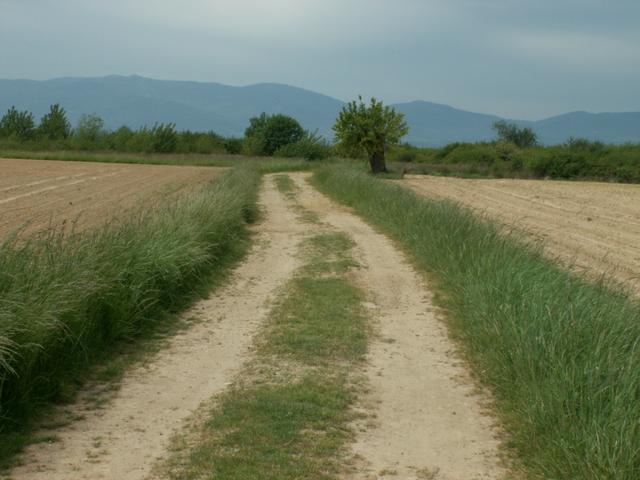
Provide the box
[244,113,304,156]
[149,123,178,153]
[333,96,408,172]
[273,131,332,160]
[0,107,36,141]
[492,120,537,148]
[175,130,225,154]
[313,164,640,480]
[74,114,106,148]
[396,140,640,183]
[241,134,266,156]
[0,167,261,460]
[224,138,243,154]
[38,104,71,140]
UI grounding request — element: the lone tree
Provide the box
[333,96,408,173]
[492,120,538,148]
[245,113,304,156]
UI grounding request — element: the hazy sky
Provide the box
[1,0,639,119]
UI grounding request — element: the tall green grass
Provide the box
[312,165,640,479]
[0,166,260,459]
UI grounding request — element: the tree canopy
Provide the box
[39,103,71,140]
[333,96,408,173]
[492,120,538,148]
[0,106,36,141]
[244,113,304,156]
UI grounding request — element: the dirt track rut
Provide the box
[6,176,305,480]
[291,173,505,480]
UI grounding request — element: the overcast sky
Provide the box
[1,0,638,119]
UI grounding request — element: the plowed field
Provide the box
[0,158,223,238]
[403,175,640,294]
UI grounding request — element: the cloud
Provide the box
[504,30,640,70]
[0,0,638,118]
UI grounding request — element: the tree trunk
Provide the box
[369,149,387,173]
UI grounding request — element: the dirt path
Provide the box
[5,176,306,480]
[290,174,505,480]
[0,159,223,238]
[402,175,640,294]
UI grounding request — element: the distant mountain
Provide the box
[393,101,503,146]
[526,111,640,145]
[0,75,638,146]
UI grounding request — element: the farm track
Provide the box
[6,176,306,480]
[403,175,640,294]
[7,173,506,479]
[0,159,223,238]
[291,173,505,479]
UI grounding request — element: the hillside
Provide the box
[1,75,638,145]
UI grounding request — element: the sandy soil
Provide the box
[291,173,505,480]
[5,177,306,480]
[403,175,640,294]
[0,158,223,238]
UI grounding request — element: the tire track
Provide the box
[5,176,307,480]
[290,173,506,480]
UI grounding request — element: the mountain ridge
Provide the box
[1,75,638,146]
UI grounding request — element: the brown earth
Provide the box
[0,158,223,238]
[402,175,640,294]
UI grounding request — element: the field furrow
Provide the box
[0,159,223,237]
[402,175,640,294]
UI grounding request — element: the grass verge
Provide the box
[312,164,640,480]
[163,211,367,479]
[0,165,261,464]
[0,150,326,173]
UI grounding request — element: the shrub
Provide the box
[244,113,304,156]
[242,135,266,156]
[224,138,243,154]
[442,143,500,165]
[493,120,538,148]
[74,114,106,148]
[273,131,331,160]
[0,107,36,141]
[150,123,178,153]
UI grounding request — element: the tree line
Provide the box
[2,99,551,175]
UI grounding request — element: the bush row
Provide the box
[389,139,640,183]
[0,106,333,159]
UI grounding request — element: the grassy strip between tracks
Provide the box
[161,198,367,479]
[312,164,640,480]
[0,165,261,464]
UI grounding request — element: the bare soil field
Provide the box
[402,175,640,294]
[0,158,222,238]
